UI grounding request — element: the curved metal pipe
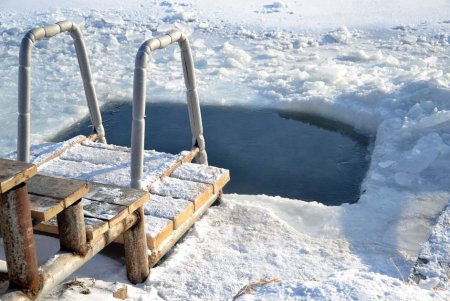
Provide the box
[17,20,106,162]
[131,30,208,189]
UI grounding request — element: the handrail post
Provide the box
[131,30,208,190]
[17,21,106,163]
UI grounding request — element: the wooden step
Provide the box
[144,194,194,229]
[84,182,149,214]
[145,216,173,250]
[0,159,37,193]
[171,163,230,193]
[34,216,109,241]
[150,177,214,211]
[2,135,86,167]
[27,175,89,223]
[38,141,197,189]
[34,181,150,240]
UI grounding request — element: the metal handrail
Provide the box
[17,20,106,162]
[131,30,208,189]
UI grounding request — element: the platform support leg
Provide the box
[57,200,87,255]
[212,190,223,206]
[123,207,149,284]
[0,183,41,293]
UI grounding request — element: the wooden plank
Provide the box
[29,194,64,222]
[157,148,199,179]
[150,177,214,211]
[84,182,150,213]
[85,217,109,241]
[181,148,199,164]
[27,175,88,207]
[171,163,230,193]
[82,198,128,227]
[33,218,59,236]
[144,215,173,250]
[112,216,174,250]
[33,216,109,242]
[0,159,37,193]
[144,194,194,229]
[34,135,86,167]
[148,192,219,267]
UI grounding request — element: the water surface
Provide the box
[55,102,371,205]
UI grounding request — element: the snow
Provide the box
[37,142,182,187]
[144,194,191,223]
[0,0,449,300]
[412,205,450,290]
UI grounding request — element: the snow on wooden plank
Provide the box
[39,145,185,188]
[150,177,213,211]
[144,215,173,250]
[144,194,194,229]
[60,143,133,166]
[180,148,199,163]
[29,194,64,222]
[27,174,88,207]
[2,135,86,166]
[82,198,128,227]
[84,217,109,241]
[84,183,150,213]
[171,163,230,193]
[0,159,37,193]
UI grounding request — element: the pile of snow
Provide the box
[0,0,449,300]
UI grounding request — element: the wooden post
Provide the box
[56,200,87,255]
[0,183,41,292]
[123,207,149,284]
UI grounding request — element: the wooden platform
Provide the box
[22,135,230,265]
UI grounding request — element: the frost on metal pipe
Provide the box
[131,29,208,190]
[17,21,106,163]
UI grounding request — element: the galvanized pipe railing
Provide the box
[18,20,106,162]
[131,30,208,189]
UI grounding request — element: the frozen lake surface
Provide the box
[55,102,371,205]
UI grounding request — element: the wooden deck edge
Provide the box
[148,192,219,267]
[181,147,199,164]
[193,185,215,211]
[213,170,230,194]
[173,202,195,229]
[147,221,174,250]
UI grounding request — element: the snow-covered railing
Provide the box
[17,20,106,162]
[131,30,208,189]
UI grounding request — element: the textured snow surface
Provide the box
[82,198,123,221]
[3,135,85,164]
[171,162,227,184]
[38,142,182,187]
[412,205,450,290]
[144,194,191,221]
[145,215,172,237]
[0,0,449,300]
[150,177,209,201]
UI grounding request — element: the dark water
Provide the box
[54,102,371,205]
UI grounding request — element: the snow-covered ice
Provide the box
[0,0,450,300]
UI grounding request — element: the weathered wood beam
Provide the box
[123,207,150,284]
[0,183,41,294]
[56,200,87,255]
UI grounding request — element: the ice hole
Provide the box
[54,102,372,205]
